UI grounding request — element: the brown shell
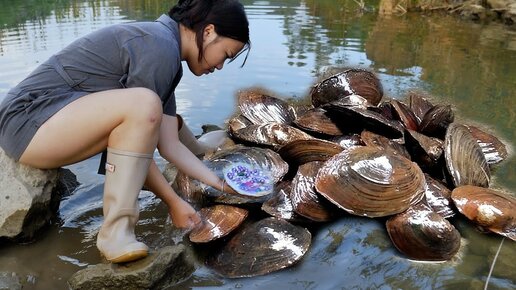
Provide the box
[228,114,253,134]
[323,103,404,138]
[310,68,383,107]
[360,130,411,160]
[315,146,425,217]
[293,107,343,136]
[452,185,515,241]
[176,146,288,205]
[424,174,455,219]
[261,181,304,221]
[237,90,296,125]
[420,104,454,138]
[465,125,508,165]
[291,161,340,222]
[408,92,434,124]
[444,123,490,188]
[189,205,248,243]
[206,217,311,278]
[386,203,461,261]
[330,134,363,150]
[277,139,344,167]
[231,123,315,150]
[390,100,419,131]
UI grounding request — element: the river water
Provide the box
[0,0,514,289]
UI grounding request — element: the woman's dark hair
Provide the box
[169,0,251,66]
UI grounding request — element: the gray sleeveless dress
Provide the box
[0,14,182,161]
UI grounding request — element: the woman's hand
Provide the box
[168,197,202,230]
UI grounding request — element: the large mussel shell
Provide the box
[291,161,341,222]
[310,68,383,107]
[208,145,289,183]
[206,217,311,278]
[386,203,461,261]
[293,107,343,136]
[452,185,515,241]
[237,90,296,125]
[465,125,508,165]
[323,103,404,138]
[189,205,248,243]
[420,104,454,138]
[424,174,454,218]
[277,139,344,167]
[176,146,288,205]
[408,92,434,123]
[315,146,426,217]
[444,123,490,188]
[390,100,419,131]
[360,130,411,159]
[231,123,315,150]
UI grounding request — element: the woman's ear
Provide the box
[203,24,217,43]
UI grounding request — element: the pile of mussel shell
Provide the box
[173,68,514,278]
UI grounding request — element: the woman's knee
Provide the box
[125,88,163,126]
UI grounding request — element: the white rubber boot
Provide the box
[96,148,152,263]
[177,114,227,155]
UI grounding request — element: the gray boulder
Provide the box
[68,245,195,290]
[0,148,78,241]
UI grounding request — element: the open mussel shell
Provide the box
[465,125,508,165]
[206,217,311,278]
[390,100,419,131]
[360,130,411,160]
[277,139,344,167]
[408,92,434,124]
[291,161,341,222]
[207,145,289,204]
[231,123,315,150]
[176,146,288,205]
[420,104,454,138]
[237,90,296,125]
[444,123,490,188]
[208,145,289,183]
[323,102,404,138]
[452,185,515,241]
[189,205,248,243]
[386,203,461,261]
[310,68,383,107]
[293,107,343,136]
[315,146,425,218]
[424,174,454,218]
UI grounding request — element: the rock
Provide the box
[486,0,510,10]
[503,3,516,24]
[68,245,195,290]
[0,148,59,241]
[0,148,79,242]
[461,3,488,20]
[0,272,21,290]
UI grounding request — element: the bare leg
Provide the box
[18,87,163,263]
[19,87,162,168]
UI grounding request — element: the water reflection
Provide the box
[0,0,514,289]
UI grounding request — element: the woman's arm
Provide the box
[157,115,225,191]
[144,160,201,229]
